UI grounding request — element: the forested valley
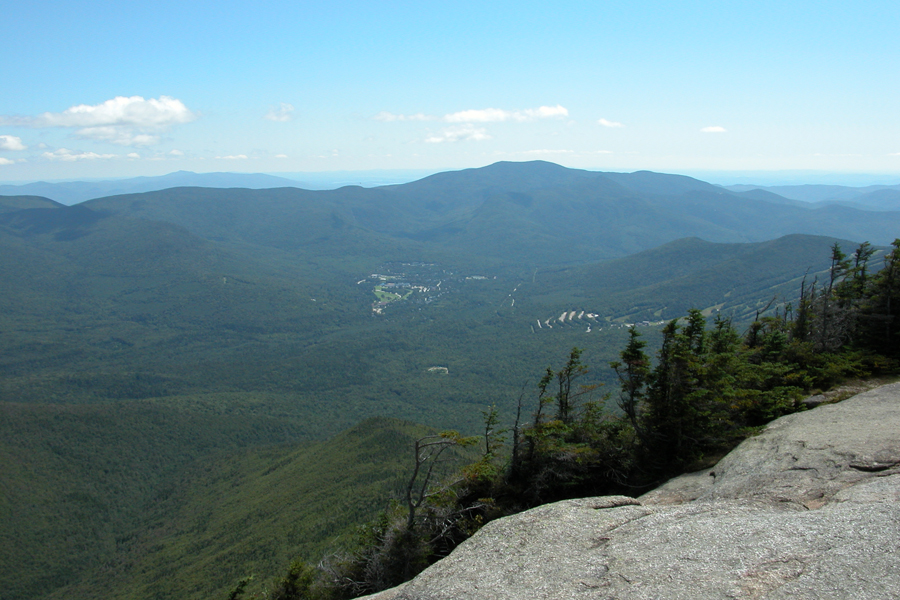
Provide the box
[262,238,900,600]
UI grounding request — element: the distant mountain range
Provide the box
[0,169,442,205]
[0,171,305,205]
[71,161,900,260]
[5,164,900,212]
[723,183,900,211]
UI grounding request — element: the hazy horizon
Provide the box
[2,1,899,183]
[3,164,900,191]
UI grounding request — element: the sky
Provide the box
[1,0,899,184]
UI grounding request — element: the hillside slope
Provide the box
[27,417,447,600]
[0,399,308,600]
[523,234,857,323]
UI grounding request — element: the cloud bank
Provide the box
[42,148,118,161]
[701,126,727,133]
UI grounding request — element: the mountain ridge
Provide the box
[724,182,900,210]
[55,161,900,265]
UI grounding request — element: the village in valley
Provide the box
[361,261,460,315]
[360,262,666,333]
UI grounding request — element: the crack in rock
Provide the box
[849,460,900,472]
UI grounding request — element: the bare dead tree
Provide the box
[405,432,473,531]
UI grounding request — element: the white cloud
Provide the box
[275,154,288,158]
[497,149,612,157]
[522,105,570,119]
[374,111,434,122]
[0,135,26,151]
[518,149,575,155]
[1,96,196,147]
[379,105,568,144]
[889,152,900,156]
[0,157,14,165]
[424,125,492,143]
[376,105,569,124]
[444,105,568,123]
[598,118,624,128]
[701,126,727,133]
[75,126,161,146]
[217,154,248,160]
[168,149,184,156]
[42,148,117,161]
[126,152,140,159]
[443,108,515,123]
[30,96,195,128]
[264,103,295,122]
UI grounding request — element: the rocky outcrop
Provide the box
[364,382,900,600]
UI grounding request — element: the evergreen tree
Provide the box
[610,327,650,442]
[643,312,710,470]
[818,243,852,351]
[861,239,900,356]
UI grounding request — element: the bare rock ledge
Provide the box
[364,382,900,600]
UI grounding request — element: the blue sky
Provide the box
[1,0,899,183]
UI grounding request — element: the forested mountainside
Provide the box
[2,161,898,599]
[76,161,900,263]
[261,238,900,600]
